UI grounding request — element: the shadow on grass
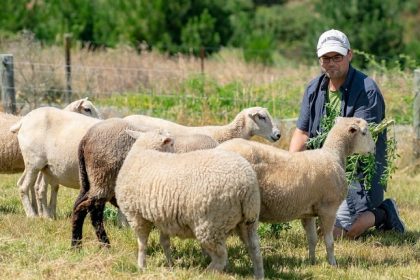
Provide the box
[145,238,312,279]
[334,229,420,268]
[226,243,312,279]
[360,228,420,246]
[0,204,19,214]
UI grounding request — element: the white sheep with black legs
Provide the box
[114,129,264,279]
[217,117,375,266]
[11,106,102,217]
[124,106,281,143]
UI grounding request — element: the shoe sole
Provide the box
[389,199,406,233]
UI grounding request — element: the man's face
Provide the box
[319,50,352,80]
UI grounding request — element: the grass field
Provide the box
[0,168,419,279]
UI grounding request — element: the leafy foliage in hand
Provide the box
[306,102,398,190]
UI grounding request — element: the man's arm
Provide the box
[289,128,309,152]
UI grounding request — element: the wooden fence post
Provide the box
[200,47,205,75]
[0,54,17,114]
[414,69,420,158]
[64,34,72,103]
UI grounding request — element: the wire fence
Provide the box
[0,46,417,126]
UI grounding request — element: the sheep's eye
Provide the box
[258,115,266,121]
[84,108,92,112]
[362,131,366,136]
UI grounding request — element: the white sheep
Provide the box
[12,106,101,217]
[71,118,220,247]
[3,97,100,174]
[115,129,264,279]
[2,98,100,214]
[124,106,281,143]
[217,117,375,266]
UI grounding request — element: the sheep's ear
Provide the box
[335,116,344,124]
[75,99,85,110]
[249,111,266,121]
[125,129,143,139]
[162,137,173,146]
[349,124,359,134]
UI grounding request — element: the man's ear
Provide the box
[347,49,353,62]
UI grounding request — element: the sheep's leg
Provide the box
[301,217,317,264]
[319,212,337,266]
[35,173,52,219]
[130,218,152,269]
[71,195,92,248]
[19,170,38,216]
[159,232,173,267]
[89,198,110,247]
[109,196,129,228]
[30,181,38,215]
[237,222,264,279]
[49,184,59,219]
[201,240,228,272]
[17,168,39,217]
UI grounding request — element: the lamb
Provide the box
[124,106,281,143]
[114,129,264,278]
[216,117,375,266]
[12,106,102,217]
[71,118,219,247]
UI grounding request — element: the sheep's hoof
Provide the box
[71,239,82,249]
[99,242,111,249]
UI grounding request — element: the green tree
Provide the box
[314,0,404,67]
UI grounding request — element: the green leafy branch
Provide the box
[306,102,399,190]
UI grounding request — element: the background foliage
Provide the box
[0,0,418,67]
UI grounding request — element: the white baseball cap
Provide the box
[316,29,350,57]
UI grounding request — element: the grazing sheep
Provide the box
[124,106,281,143]
[12,107,101,217]
[3,97,100,174]
[114,129,264,278]
[217,117,375,266]
[71,119,219,247]
[2,98,100,214]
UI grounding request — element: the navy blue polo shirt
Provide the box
[296,64,387,208]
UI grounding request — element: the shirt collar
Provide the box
[340,64,355,94]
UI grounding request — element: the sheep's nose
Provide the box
[271,132,281,141]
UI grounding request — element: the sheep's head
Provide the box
[126,128,174,153]
[64,97,101,118]
[245,107,281,142]
[335,117,375,155]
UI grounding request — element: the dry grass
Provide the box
[0,168,419,279]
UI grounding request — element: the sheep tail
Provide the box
[75,137,90,205]
[9,119,22,133]
[241,183,261,225]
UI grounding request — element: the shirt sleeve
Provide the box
[296,86,311,132]
[353,78,385,124]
